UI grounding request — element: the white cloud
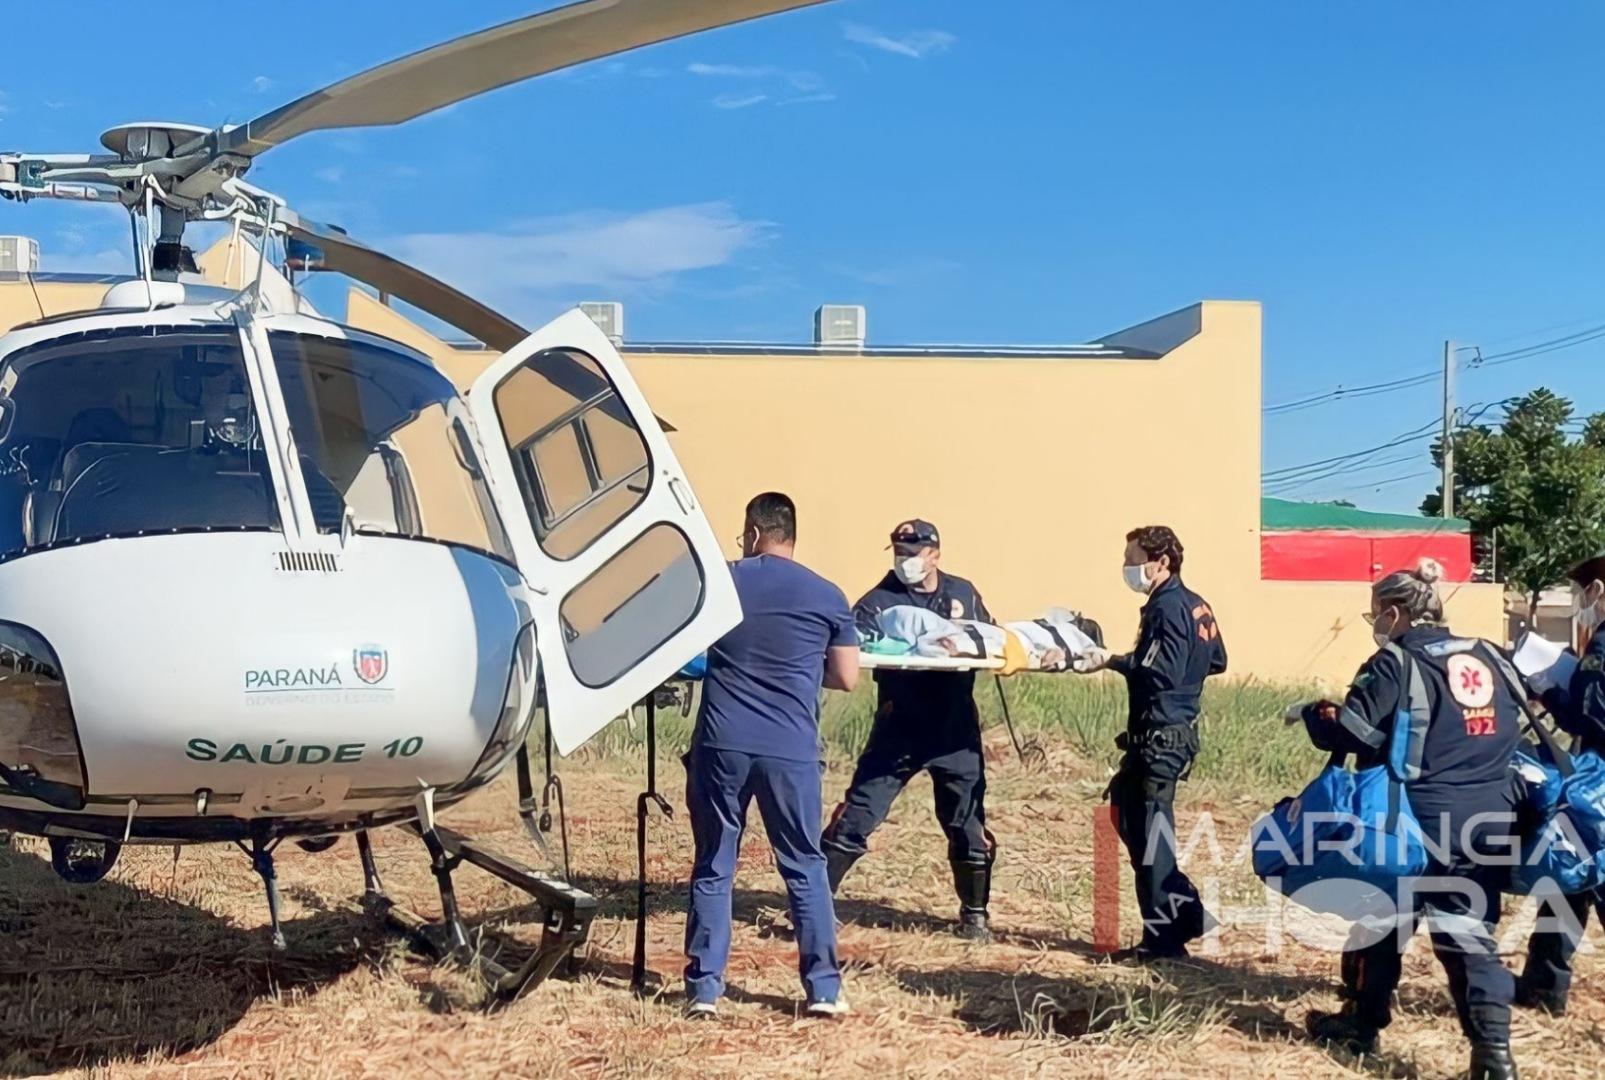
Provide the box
[251,75,274,94]
[314,166,345,184]
[686,62,823,92]
[713,93,768,110]
[777,93,836,107]
[384,202,771,316]
[689,62,774,78]
[842,23,956,60]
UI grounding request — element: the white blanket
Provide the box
[869,605,1097,667]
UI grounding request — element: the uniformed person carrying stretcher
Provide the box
[1069,525,1226,962]
[823,519,998,941]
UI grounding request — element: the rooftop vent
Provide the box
[580,301,624,346]
[814,304,865,350]
[0,237,40,274]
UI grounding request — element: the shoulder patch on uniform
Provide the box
[1353,671,1376,690]
[1583,654,1603,672]
[950,599,964,619]
[1141,641,1161,668]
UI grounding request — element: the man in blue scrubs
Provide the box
[683,492,860,1019]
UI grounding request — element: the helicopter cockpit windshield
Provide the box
[0,326,277,558]
[269,332,514,563]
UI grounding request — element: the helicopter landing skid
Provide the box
[382,821,597,1007]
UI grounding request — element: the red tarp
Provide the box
[1261,531,1473,582]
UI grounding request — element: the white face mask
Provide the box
[1371,609,1398,648]
[1122,563,1152,594]
[895,555,928,585]
[1579,584,1605,632]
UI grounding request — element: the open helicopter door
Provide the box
[469,309,738,754]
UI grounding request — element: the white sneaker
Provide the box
[685,999,719,1020]
[806,995,850,1018]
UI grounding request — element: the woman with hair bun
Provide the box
[1300,558,1522,1080]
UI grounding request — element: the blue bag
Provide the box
[1469,644,1605,895]
[1509,738,1605,895]
[1252,645,1430,918]
[677,652,708,680]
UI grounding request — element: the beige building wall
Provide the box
[342,290,1505,689]
[0,268,1505,688]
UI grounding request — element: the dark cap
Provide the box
[889,518,940,548]
[1570,552,1605,587]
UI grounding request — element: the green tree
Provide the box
[1421,388,1605,610]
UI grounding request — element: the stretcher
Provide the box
[858,652,1006,671]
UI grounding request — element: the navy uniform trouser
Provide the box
[828,720,989,864]
[1108,726,1211,949]
[1341,859,1514,1045]
[1519,888,1605,999]
[683,746,840,1005]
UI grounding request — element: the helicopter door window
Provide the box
[557,523,704,687]
[269,332,514,562]
[493,348,651,561]
[0,325,280,558]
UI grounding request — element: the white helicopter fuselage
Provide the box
[0,284,738,843]
[0,530,532,839]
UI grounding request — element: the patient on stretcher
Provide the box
[861,605,1101,670]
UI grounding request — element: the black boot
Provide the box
[824,842,861,895]
[951,858,993,943]
[1513,977,1567,1016]
[1469,1043,1518,1080]
[1305,1008,1379,1056]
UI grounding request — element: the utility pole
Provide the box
[1442,339,1456,518]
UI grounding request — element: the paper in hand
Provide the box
[1512,631,1577,695]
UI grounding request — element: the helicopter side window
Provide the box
[269,332,514,562]
[0,326,279,557]
[493,348,652,562]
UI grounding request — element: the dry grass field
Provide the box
[1,679,1602,1079]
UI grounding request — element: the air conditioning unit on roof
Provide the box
[0,236,40,274]
[580,301,624,345]
[814,304,865,349]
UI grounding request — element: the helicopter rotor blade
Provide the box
[281,212,527,351]
[188,0,831,161]
[281,212,676,429]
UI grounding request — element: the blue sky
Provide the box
[3,1,1604,511]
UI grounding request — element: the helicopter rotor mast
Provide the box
[0,0,831,288]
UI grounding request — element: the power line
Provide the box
[1263,370,1438,415]
[1474,324,1605,369]
[1262,400,1509,495]
[1262,415,1442,481]
[1479,313,1605,348]
[1327,469,1434,495]
[1263,317,1605,418]
[1263,451,1422,495]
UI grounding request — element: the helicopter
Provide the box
[0,0,832,999]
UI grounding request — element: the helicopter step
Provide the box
[379,818,597,1006]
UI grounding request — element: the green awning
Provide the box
[1261,496,1469,534]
